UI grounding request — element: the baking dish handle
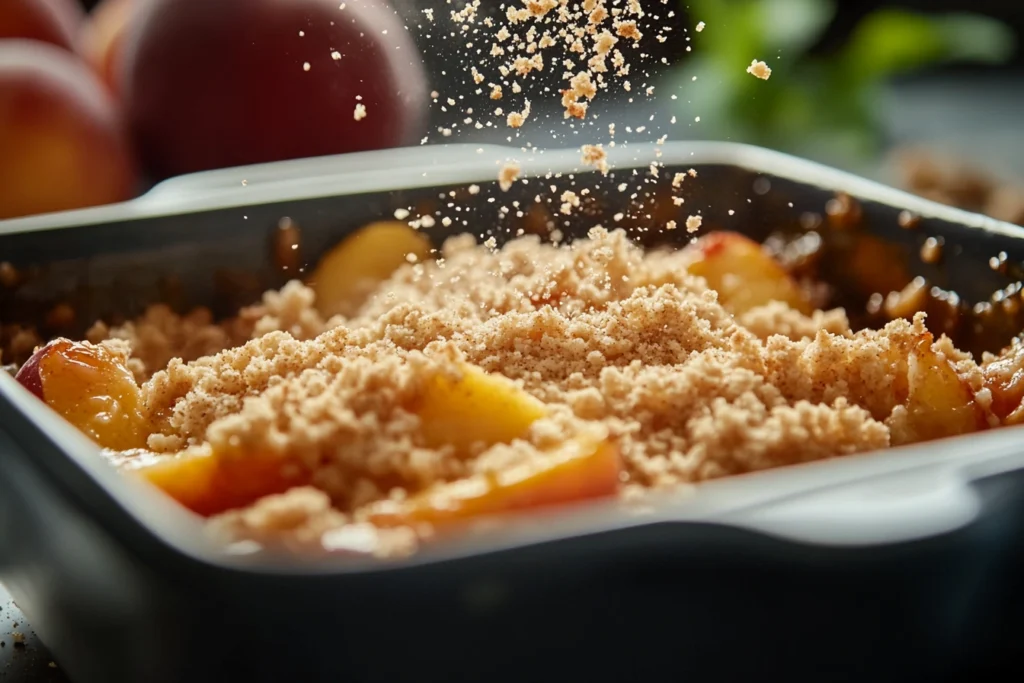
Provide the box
[720,441,1024,546]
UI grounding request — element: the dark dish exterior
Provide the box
[1,143,1024,683]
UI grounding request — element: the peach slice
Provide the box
[683,231,812,315]
[122,449,302,517]
[123,362,547,516]
[366,432,621,529]
[17,338,147,450]
[309,221,432,318]
[414,364,548,453]
[903,335,987,441]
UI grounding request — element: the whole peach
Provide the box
[79,0,135,95]
[119,0,430,179]
[0,40,138,219]
[0,0,83,50]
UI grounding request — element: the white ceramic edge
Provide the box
[2,141,1023,236]
[3,142,1024,566]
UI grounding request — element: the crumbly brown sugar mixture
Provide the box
[72,226,1004,554]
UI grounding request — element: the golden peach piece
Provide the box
[309,221,432,317]
[903,335,986,441]
[123,449,302,517]
[26,338,148,450]
[683,231,812,315]
[366,432,621,529]
[415,364,548,453]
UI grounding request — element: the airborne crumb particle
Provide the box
[499,162,521,191]
[747,59,772,80]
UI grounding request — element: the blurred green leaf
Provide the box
[933,13,1016,64]
[840,9,1016,84]
[672,0,1015,169]
[758,0,837,56]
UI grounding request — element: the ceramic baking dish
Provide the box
[2,142,1024,683]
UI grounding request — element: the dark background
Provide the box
[73,0,1024,66]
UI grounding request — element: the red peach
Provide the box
[79,0,135,96]
[0,40,138,219]
[0,0,83,50]
[119,0,430,180]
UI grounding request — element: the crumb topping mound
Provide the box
[84,227,988,551]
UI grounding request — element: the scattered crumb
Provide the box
[560,189,581,214]
[920,237,944,264]
[746,59,772,80]
[499,162,521,191]
[581,144,609,174]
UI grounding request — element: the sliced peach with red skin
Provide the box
[16,338,147,450]
[366,432,621,529]
[682,231,812,315]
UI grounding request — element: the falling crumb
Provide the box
[898,211,920,230]
[672,197,685,206]
[393,208,410,220]
[665,220,677,230]
[499,162,521,191]
[686,215,703,232]
[570,71,597,100]
[506,100,531,128]
[490,85,503,100]
[920,237,944,264]
[747,59,772,80]
[302,62,311,72]
[696,21,705,32]
[581,144,609,175]
[353,103,367,121]
[559,190,581,215]
[468,184,481,195]
[331,51,341,60]
[594,30,617,55]
[615,20,643,41]
[11,633,24,645]
[672,172,687,189]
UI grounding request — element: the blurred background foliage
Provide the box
[670,0,1016,168]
